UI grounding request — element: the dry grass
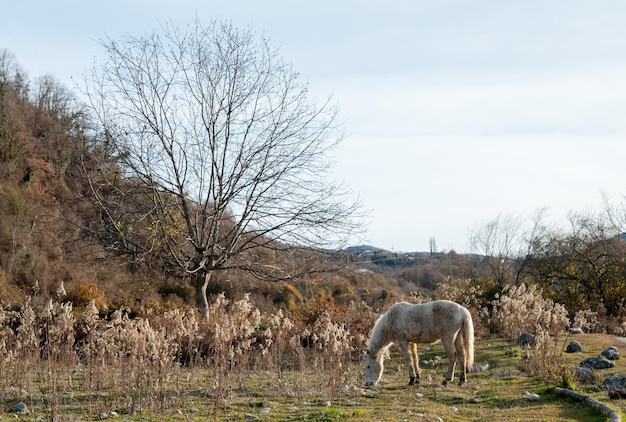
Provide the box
[1,293,625,420]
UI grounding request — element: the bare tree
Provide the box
[83,19,363,317]
[601,193,626,236]
[469,212,545,292]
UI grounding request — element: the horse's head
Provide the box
[363,349,383,387]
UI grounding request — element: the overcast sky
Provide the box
[3,1,626,252]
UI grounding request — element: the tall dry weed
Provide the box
[293,310,352,400]
[519,328,573,387]
[201,293,264,414]
[80,307,179,413]
[0,292,372,418]
[491,283,569,337]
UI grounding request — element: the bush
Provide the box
[491,283,569,338]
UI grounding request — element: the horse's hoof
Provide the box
[408,377,415,385]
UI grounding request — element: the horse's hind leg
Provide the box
[441,337,457,386]
[410,342,420,383]
[454,333,467,384]
[398,340,417,385]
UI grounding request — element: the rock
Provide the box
[601,346,620,360]
[523,391,540,401]
[260,407,270,415]
[244,414,259,420]
[571,366,595,384]
[471,363,490,372]
[11,402,27,413]
[569,327,584,334]
[566,341,583,353]
[415,393,424,399]
[190,407,199,413]
[580,355,615,369]
[518,332,536,346]
[603,375,626,390]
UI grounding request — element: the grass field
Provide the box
[4,333,626,421]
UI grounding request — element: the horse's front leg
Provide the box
[397,340,417,385]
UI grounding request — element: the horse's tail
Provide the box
[461,307,475,370]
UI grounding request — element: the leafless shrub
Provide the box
[201,293,264,413]
[42,301,76,364]
[292,310,352,400]
[572,309,600,333]
[491,283,569,338]
[161,307,201,366]
[343,301,378,360]
[80,307,179,413]
[263,308,296,370]
[518,327,573,388]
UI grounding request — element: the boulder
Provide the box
[580,355,615,370]
[517,332,536,346]
[569,327,584,334]
[566,341,582,353]
[603,375,626,390]
[571,366,595,384]
[601,345,620,360]
[11,402,27,413]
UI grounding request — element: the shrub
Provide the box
[491,283,569,338]
[65,282,106,308]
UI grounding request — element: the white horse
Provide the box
[363,300,474,386]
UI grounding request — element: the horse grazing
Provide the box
[363,300,474,387]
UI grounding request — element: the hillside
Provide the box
[0,57,451,316]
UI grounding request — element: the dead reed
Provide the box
[0,286,614,419]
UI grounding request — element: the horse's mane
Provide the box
[367,308,393,357]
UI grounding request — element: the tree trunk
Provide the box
[194,271,212,320]
[554,387,621,422]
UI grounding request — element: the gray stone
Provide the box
[11,402,27,413]
[580,355,615,369]
[571,366,595,384]
[569,327,584,334]
[471,363,490,372]
[603,375,626,390]
[601,345,620,360]
[566,341,583,353]
[517,332,536,346]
